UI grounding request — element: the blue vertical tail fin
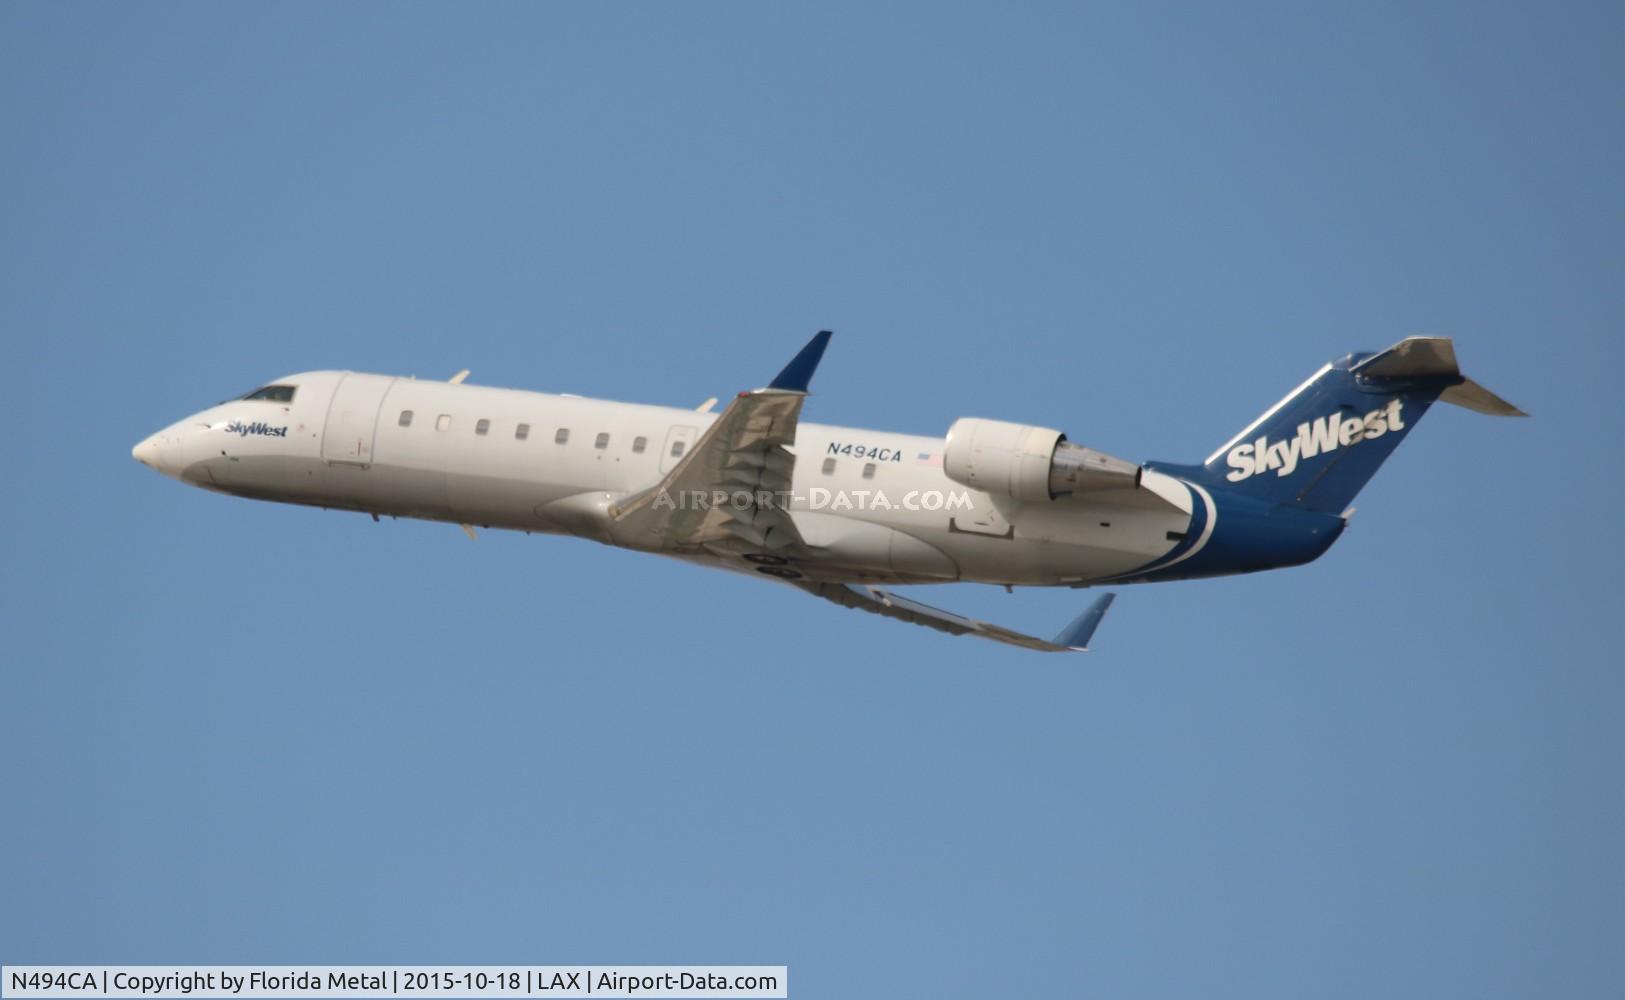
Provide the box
[1194,338,1524,514]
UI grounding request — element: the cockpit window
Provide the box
[241,385,297,403]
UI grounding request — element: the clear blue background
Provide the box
[3,3,1621,996]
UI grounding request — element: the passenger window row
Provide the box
[820,458,878,478]
[395,411,678,455]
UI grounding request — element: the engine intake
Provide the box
[943,417,1142,502]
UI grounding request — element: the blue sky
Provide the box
[2,3,1621,997]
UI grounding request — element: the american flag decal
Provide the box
[916,452,942,467]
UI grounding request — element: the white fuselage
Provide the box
[134,371,1196,587]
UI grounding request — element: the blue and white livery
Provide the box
[133,333,1523,652]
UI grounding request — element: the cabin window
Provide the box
[862,462,876,479]
[398,410,413,427]
[555,428,570,445]
[241,385,297,403]
[436,414,452,432]
[476,419,490,436]
[515,423,530,440]
[594,432,610,450]
[822,457,836,475]
[632,436,648,454]
[670,440,686,458]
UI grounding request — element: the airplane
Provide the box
[133,332,1523,652]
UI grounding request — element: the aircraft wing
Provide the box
[796,582,1117,653]
[609,331,831,556]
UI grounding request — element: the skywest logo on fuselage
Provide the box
[225,420,288,438]
[1226,399,1404,482]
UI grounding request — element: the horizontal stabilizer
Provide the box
[1439,377,1527,417]
[1353,336,1461,379]
[1354,336,1526,416]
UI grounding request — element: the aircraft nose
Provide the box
[132,436,160,468]
[132,430,185,478]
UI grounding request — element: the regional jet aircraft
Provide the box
[133,333,1522,651]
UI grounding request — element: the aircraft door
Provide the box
[659,425,699,474]
[321,374,395,467]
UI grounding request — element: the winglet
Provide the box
[1052,592,1116,651]
[767,330,833,392]
[798,582,1117,653]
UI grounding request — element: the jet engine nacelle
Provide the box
[943,417,1143,502]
